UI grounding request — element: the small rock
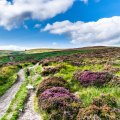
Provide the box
[26,84,34,90]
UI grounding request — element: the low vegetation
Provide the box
[38,87,81,120]
[36,47,120,120]
[1,47,120,120]
[0,65,19,96]
[77,94,120,120]
[0,49,92,65]
[36,76,68,96]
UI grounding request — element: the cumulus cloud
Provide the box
[43,16,120,46]
[0,45,30,50]
[80,0,100,4]
[0,0,74,30]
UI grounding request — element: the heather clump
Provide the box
[36,76,67,96]
[77,94,120,120]
[41,65,65,76]
[109,76,120,87]
[38,87,81,120]
[73,70,82,81]
[41,67,58,76]
[41,59,51,66]
[77,105,120,120]
[104,64,120,74]
[92,94,118,108]
[74,70,112,86]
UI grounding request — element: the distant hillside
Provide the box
[0,49,62,57]
[24,48,62,54]
[0,50,24,57]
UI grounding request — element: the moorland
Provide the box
[0,46,120,120]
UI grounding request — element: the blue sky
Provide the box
[0,0,120,50]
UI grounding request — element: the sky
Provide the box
[0,0,120,50]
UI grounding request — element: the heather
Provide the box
[77,105,120,120]
[41,65,65,76]
[38,87,81,120]
[77,94,120,120]
[73,70,113,87]
[36,76,68,96]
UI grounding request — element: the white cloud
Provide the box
[34,24,41,29]
[0,0,74,30]
[80,0,100,4]
[43,16,120,46]
[0,45,30,51]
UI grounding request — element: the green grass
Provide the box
[0,65,19,96]
[54,62,120,107]
[33,76,42,87]
[25,48,61,54]
[0,50,24,57]
[76,86,120,107]
[0,74,17,96]
[29,65,42,87]
[34,96,49,120]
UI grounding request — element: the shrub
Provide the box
[38,87,81,120]
[41,59,51,66]
[36,76,68,96]
[73,70,112,86]
[70,61,82,66]
[0,65,19,96]
[109,76,120,87]
[73,70,82,82]
[77,105,120,120]
[77,94,120,120]
[41,65,65,76]
[92,94,117,108]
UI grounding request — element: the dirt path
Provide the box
[18,63,42,120]
[0,69,25,119]
[18,91,42,120]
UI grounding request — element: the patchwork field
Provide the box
[0,47,120,120]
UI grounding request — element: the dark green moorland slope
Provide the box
[0,48,94,66]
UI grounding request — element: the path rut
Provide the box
[0,69,25,119]
[18,63,42,120]
[18,92,42,120]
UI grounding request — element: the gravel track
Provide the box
[18,92,42,120]
[18,63,42,120]
[0,69,25,119]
